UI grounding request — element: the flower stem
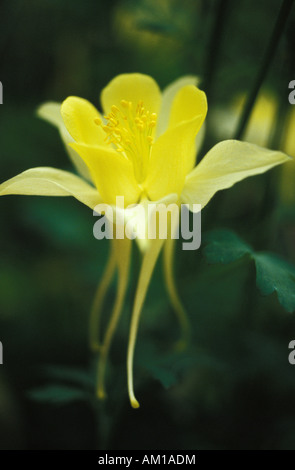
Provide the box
[96,272,128,399]
[89,243,116,352]
[234,0,294,140]
[163,236,190,350]
[96,238,131,399]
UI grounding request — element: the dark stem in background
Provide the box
[269,33,294,152]
[202,0,230,103]
[0,2,23,68]
[200,0,230,158]
[262,78,292,251]
[234,0,294,140]
[269,90,289,151]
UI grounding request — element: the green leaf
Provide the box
[137,342,229,389]
[203,230,253,264]
[43,365,94,388]
[255,253,295,313]
[145,362,178,389]
[28,385,90,405]
[203,229,295,313]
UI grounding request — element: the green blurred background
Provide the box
[1,0,295,450]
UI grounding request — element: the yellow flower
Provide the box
[0,74,290,408]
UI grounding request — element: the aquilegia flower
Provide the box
[0,73,290,407]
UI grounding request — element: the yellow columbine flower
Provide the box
[0,73,290,408]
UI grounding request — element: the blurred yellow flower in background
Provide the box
[213,90,295,204]
[113,0,198,55]
[212,91,278,147]
[280,108,295,204]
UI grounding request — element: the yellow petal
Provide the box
[38,101,64,128]
[37,101,92,181]
[101,73,161,115]
[167,85,207,172]
[127,236,166,408]
[71,143,141,206]
[146,114,204,200]
[181,140,291,210]
[157,76,199,137]
[195,123,206,159]
[0,167,101,209]
[169,84,207,129]
[97,237,132,399]
[61,96,106,146]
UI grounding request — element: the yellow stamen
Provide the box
[94,117,102,126]
[98,100,157,184]
[111,105,120,114]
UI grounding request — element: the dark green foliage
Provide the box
[204,230,295,312]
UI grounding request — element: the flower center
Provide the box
[95,100,157,184]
